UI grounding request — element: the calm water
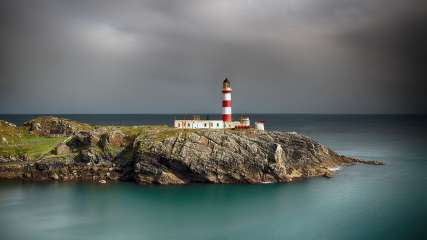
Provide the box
[0,114,426,240]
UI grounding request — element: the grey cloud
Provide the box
[0,0,426,113]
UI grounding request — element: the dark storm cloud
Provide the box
[334,7,427,113]
[0,0,426,113]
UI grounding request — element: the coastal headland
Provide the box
[0,116,383,184]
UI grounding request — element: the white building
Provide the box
[255,121,265,130]
[174,117,250,129]
[174,120,225,129]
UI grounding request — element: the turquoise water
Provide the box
[0,115,426,239]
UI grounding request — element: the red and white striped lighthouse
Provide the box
[222,78,232,122]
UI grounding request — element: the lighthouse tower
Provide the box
[222,78,232,122]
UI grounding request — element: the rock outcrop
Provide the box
[24,116,93,136]
[0,117,383,185]
[54,143,70,155]
[130,129,363,184]
[0,120,17,129]
[0,120,19,140]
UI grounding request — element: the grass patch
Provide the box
[117,125,169,138]
[138,125,183,142]
[0,134,67,160]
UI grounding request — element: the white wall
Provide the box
[174,120,224,129]
[175,120,250,129]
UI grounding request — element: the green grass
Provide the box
[102,143,123,156]
[0,134,67,160]
[116,126,146,137]
[98,125,177,142]
[138,125,183,142]
[116,125,169,137]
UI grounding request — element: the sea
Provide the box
[0,114,426,240]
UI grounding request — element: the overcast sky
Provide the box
[0,0,426,114]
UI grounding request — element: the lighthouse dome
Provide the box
[223,78,231,89]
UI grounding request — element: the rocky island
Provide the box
[0,116,383,184]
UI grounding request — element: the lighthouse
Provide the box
[222,78,232,122]
[174,77,265,130]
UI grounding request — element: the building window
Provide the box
[217,123,219,127]
[204,123,207,127]
[187,123,190,127]
[178,123,181,127]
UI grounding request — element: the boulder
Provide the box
[108,130,127,147]
[55,143,70,155]
[50,172,59,180]
[97,130,127,149]
[78,149,101,164]
[69,131,99,147]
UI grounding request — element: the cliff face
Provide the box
[132,129,346,184]
[0,117,382,184]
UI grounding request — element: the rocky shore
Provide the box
[0,116,383,184]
